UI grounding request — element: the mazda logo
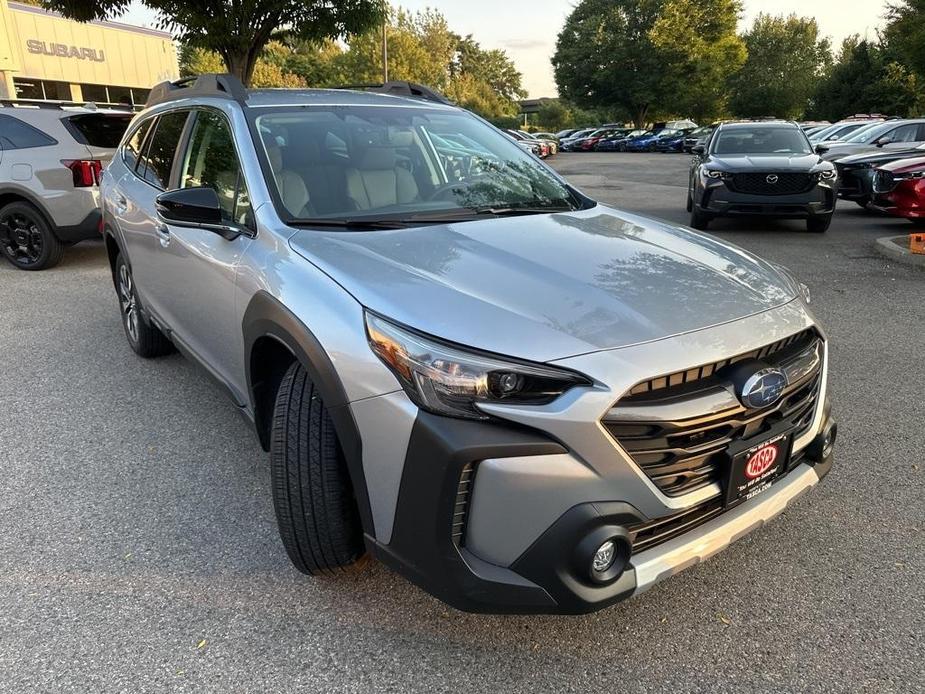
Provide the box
[766,174,779,184]
[739,368,787,409]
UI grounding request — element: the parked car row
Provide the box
[557,120,702,154]
[505,129,558,158]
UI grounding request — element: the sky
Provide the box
[122,0,893,98]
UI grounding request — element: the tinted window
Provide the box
[123,119,154,171]
[65,113,132,148]
[0,114,57,150]
[140,111,189,189]
[884,123,921,143]
[179,110,253,228]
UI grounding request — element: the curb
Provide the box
[873,235,925,269]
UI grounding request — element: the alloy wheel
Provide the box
[118,263,140,343]
[1,212,44,267]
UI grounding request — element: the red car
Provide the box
[872,156,925,223]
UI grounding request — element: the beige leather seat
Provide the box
[345,146,418,211]
[266,144,312,217]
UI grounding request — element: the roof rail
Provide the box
[332,81,453,105]
[145,74,248,108]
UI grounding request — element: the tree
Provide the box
[728,14,832,119]
[809,38,920,119]
[43,0,385,86]
[552,0,744,127]
[883,0,925,79]
[179,42,306,88]
[649,0,746,121]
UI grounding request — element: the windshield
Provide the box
[845,121,901,144]
[712,126,812,155]
[253,106,585,225]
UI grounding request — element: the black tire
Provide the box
[114,254,174,357]
[686,190,693,212]
[271,361,366,575]
[690,208,711,230]
[807,214,833,233]
[0,201,64,270]
[855,198,870,208]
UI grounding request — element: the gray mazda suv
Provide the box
[101,75,836,614]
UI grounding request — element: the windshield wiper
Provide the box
[287,218,411,230]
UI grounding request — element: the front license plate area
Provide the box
[725,428,793,507]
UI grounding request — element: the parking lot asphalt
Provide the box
[1,152,923,693]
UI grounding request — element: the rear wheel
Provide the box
[0,201,64,271]
[114,254,174,357]
[271,361,366,575]
[807,214,833,233]
[690,208,711,230]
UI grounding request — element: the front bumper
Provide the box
[836,167,875,201]
[370,409,835,615]
[697,180,836,218]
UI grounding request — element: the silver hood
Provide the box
[289,206,796,362]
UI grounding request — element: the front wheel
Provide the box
[807,214,833,233]
[690,208,711,230]
[0,201,64,270]
[271,361,366,575]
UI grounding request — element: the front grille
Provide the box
[604,331,823,497]
[873,170,897,194]
[729,172,814,196]
[451,463,476,546]
[629,499,724,554]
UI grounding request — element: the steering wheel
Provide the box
[427,176,493,202]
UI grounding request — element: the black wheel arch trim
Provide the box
[242,290,375,538]
[0,187,58,237]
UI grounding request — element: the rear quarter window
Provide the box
[63,113,133,148]
[0,114,58,150]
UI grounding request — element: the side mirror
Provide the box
[691,144,705,155]
[875,137,893,147]
[156,187,248,240]
[815,144,828,155]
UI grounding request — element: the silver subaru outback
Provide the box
[101,75,836,614]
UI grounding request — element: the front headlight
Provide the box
[366,313,591,420]
[817,169,837,181]
[894,171,925,180]
[704,168,731,180]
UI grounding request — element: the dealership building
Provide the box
[0,0,178,106]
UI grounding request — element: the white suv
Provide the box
[0,103,132,269]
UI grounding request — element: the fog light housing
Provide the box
[576,527,632,585]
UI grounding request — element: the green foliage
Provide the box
[728,14,832,119]
[883,0,925,80]
[553,0,744,126]
[809,38,920,119]
[43,0,385,86]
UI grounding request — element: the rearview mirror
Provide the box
[691,144,705,155]
[156,187,249,240]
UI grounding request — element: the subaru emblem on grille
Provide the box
[766,174,779,184]
[739,368,788,409]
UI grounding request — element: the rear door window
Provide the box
[63,113,132,148]
[0,114,58,150]
[886,124,920,143]
[123,119,154,172]
[139,111,190,189]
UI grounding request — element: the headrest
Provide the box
[388,127,414,148]
[358,146,397,170]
